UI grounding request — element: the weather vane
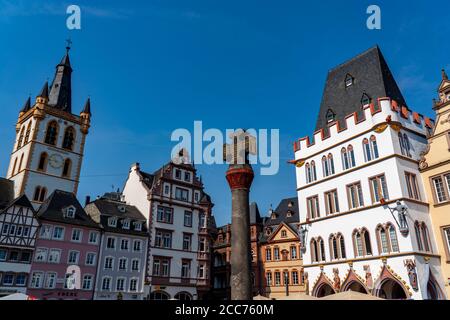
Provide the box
[66,38,72,53]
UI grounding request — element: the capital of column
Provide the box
[225,164,254,190]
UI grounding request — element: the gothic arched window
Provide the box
[353,228,372,257]
[62,159,72,178]
[38,153,48,171]
[24,122,32,144]
[363,136,379,162]
[17,127,25,150]
[326,108,336,123]
[310,239,318,263]
[33,186,47,203]
[415,221,423,251]
[310,161,317,181]
[12,157,18,176]
[370,135,379,159]
[18,154,24,173]
[345,74,354,87]
[45,121,59,146]
[403,134,411,158]
[361,93,372,106]
[62,127,75,151]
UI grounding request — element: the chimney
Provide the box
[85,196,91,207]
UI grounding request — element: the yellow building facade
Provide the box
[420,70,450,298]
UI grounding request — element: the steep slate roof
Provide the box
[37,190,100,229]
[250,202,263,224]
[0,178,14,210]
[48,49,73,113]
[315,46,407,133]
[264,197,299,227]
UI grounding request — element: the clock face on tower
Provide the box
[49,154,64,169]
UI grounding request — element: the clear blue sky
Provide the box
[0,0,448,226]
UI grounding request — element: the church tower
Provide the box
[6,44,91,208]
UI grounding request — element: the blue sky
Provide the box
[0,0,449,226]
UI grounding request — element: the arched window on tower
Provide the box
[353,228,372,257]
[370,135,379,159]
[403,134,411,158]
[62,159,72,178]
[62,127,75,151]
[310,239,318,263]
[18,154,24,173]
[363,136,379,162]
[311,161,317,181]
[45,121,59,146]
[33,186,47,203]
[12,157,18,176]
[24,122,32,145]
[329,233,346,260]
[361,93,372,107]
[38,153,48,172]
[17,127,25,150]
[326,108,336,123]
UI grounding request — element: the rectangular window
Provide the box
[35,248,48,262]
[2,274,14,286]
[39,225,52,239]
[30,272,43,288]
[48,249,61,263]
[266,273,272,286]
[292,271,299,285]
[274,272,281,286]
[15,274,27,286]
[45,272,57,289]
[324,190,340,215]
[157,206,173,224]
[265,248,272,261]
[290,246,297,260]
[0,249,7,261]
[153,259,160,276]
[102,277,111,291]
[88,231,99,244]
[181,260,191,278]
[273,247,280,261]
[104,257,114,270]
[119,258,127,271]
[175,187,189,201]
[71,229,82,242]
[85,253,96,266]
[120,239,129,251]
[82,275,93,290]
[184,211,193,227]
[9,225,16,236]
[116,278,125,291]
[444,228,450,255]
[1,224,9,235]
[129,279,137,292]
[347,182,364,209]
[307,195,320,219]
[106,237,116,249]
[175,169,182,180]
[133,240,142,252]
[405,172,421,200]
[9,251,19,261]
[432,174,450,203]
[370,174,389,203]
[184,172,191,182]
[155,230,172,248]
[52,226,65,240]
[161,260,170,276]
[132,259,140,271]
[67,251,79,264]
[183,233,192,251]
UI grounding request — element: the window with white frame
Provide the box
[363,135,379,162]
[118,258,127,271]
[30,272,44,288]
[65,206,76,218]
[307,195,320,219]
[102,277,111,291]
[116,278,125,291]
[181,260,191,278]
[290,246,297,259]
[266,272,272,286]
[122,219,130,230]
[347,182,364,209]
[265,248,272,261]
[52,226,65,240]
[341,145,356,170]
[82,275,93,290]
[39,225,52,239]
[133,240,142,252]
[273,247,280,261]
[106,237,116,249]
[67,251,79,264]
[157,206,173,224]
[108,217,117,227]
[322,154,335,177]
[370,174,389,203]
[175,187,189,201]
[134,222,142,231]
[120,239,129,251]
[132,259,140,271]
[35,248,48,262]
[324,189,340,215]
[129,279,138,292]
[184,211,193,227]
[292,271,299,285]
[45,272,56,289]
[71,229,82,242]
[183,233,192,251]
[274,272,281,286]
[155,230,172,248]
[48,249,61,263]
[104,257,114,270]
[88,231,99,244]
[443,228,450,254]
[432,173,450,203]
[85,253,96,266]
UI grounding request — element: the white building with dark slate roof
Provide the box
[84,192,148,300]
[122,161,214,300]
[292,46,447,300]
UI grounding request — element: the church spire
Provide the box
[48,42,73,113]
[81,98,91,115]
[20,97,31,114]
[442,69,448,81]
[38,81,49,99]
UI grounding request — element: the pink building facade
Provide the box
[27,190,101,300]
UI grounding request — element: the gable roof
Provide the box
[266,221,299,242]
[315,46,407,134]
[0,178,14,210]
[37,190,100,229]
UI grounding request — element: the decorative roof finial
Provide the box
[66,38,72,54]
[442,69,448,80]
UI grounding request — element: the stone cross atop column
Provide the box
[224,130,256,300]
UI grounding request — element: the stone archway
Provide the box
[312,272,336,298]
[373,264,410,300]
[426,273,444,300]
[340,269,369,293]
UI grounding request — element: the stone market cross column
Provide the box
[224,130,256,300]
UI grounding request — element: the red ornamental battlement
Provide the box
[292,97,434,154]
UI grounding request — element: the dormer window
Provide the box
[326,109,336,123]
[271,213,277,220]
[288,201,294,208]
[345,74,354,87]
[175,169,182,180]
[265,228,272,236]
[64,206,76,218]
[122,219,130,230]
[134,222,142,231]
[184,172,191,182]
[108,217,117,227]
[118,205,126,213]
[361,93,372,106]
[286,210,293,218]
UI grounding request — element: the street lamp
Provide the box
[284,272,289,297]
[386,200,409,236]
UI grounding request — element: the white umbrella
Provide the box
[0,293,37,300]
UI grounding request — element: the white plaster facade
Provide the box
[294,98,447,299]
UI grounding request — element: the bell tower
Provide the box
[6,44,91,208]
